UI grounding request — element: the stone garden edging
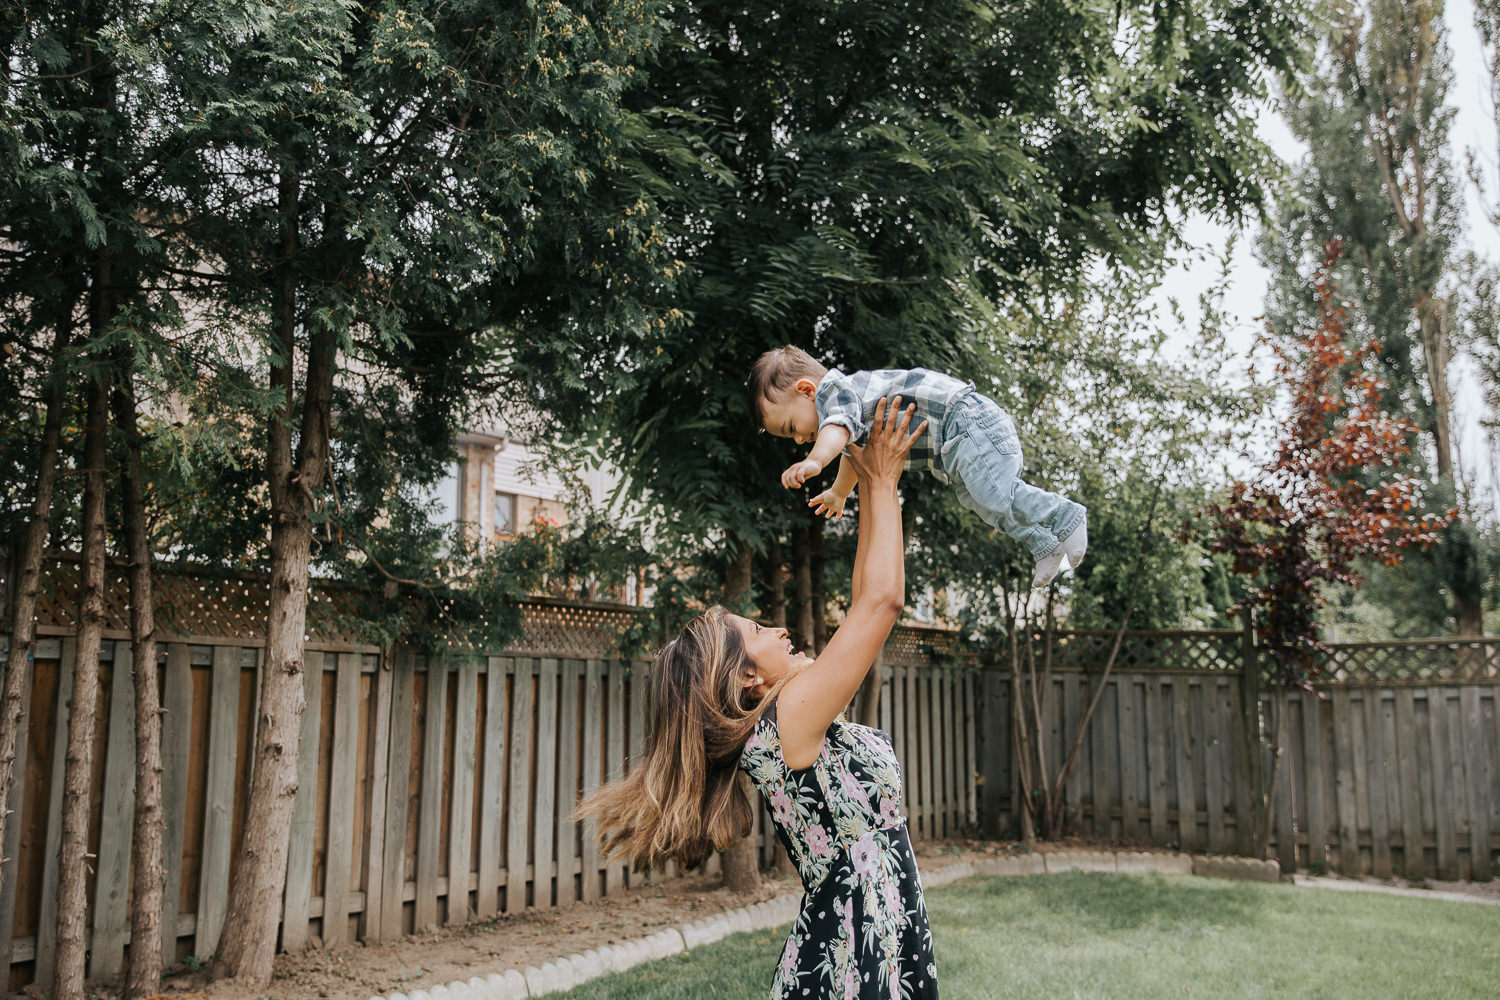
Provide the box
[367,849,1281,1000]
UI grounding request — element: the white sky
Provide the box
[1160,0,1498,517]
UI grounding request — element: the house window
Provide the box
[434,461,462,525]
[494,491,517,537]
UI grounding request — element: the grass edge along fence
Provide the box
[0,566,1496,991]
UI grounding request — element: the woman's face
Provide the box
[728,614,813,694]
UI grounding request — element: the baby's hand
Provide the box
[781,459,823,489]
[809,490,847,519]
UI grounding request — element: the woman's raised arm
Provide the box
[776,398,926,768]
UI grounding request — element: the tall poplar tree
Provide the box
[1260,0,1485,634]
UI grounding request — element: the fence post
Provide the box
[1238,609,1265,857]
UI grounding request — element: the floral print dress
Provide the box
[738,702,938,1000]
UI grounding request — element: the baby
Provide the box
[749,345,1088,588]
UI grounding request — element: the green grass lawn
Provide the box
[553,872,1500,999]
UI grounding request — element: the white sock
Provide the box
[1060,517,1088,570]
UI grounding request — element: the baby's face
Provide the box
[760,387,821,445]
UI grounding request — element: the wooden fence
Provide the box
[2,569,1497,991]
[0,615,976,992]
[974,629,1500,885]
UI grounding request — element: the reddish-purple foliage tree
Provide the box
[1211,241,1453,689]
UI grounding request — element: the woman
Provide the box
[578,397,935,1000]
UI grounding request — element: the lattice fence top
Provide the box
[14,559,374,646]
[510,598,641,659]
[885,624,975,667]
[1317,637,1500,683]
[1042,629,1243,673]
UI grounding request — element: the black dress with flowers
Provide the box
[738,702,938,1000]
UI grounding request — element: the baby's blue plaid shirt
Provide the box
[815,367,973,477]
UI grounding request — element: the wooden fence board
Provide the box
[1118,680,1141,842]
[1200,681,1224,852]
[1330,689,1360,875]
[580,660,603,903]
[1365,690,1393,878]
[1074,676,1092,834]
[903,666,919,837]
[1443,687,1470,880]
[362,654,394,941]
[1171,678,1198,851]
[379,653,415,939]
[943,669,957,834]
[1460,687,1492,881]
[603,663,623,896]
[415,658,447,931]
[1302,693,1327,872]
[1273,694,1297,875]
[1350,693,1373,853]
[447,659,478,925]
[963,671,978,828]
[323,652,360,945]
[1062,674,1080,836]
[627,664,645,878]
[556,662,580,905]
[33,638,75,990]
[533,660,559,908]
[1089,679,1112,838]
[923,668,937,839]
[1225,680,1250,854]
[1145,677,1169,844]
[507,659,534,911]
[94,641,136,977]
[195,644,239,957]
[1426,687,1457,880]
[975,671,1002,834]
[477,657,507,918]
[160,643,193,960]
[1393,688,1424,878]
[281,650,323,951]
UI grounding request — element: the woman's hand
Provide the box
[845,396,927,488]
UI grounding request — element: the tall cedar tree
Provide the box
[1212,243,1451,689]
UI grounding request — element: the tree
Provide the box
[898,247,1260,840]
[1215,243,1450,685]
[502,0,1308,863]
[1211,243,1450,852]
[163,2,671,982]
[1260,0,1484,634]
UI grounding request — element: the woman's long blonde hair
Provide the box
[574,605,791,871]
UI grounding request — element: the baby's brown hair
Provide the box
[748,345,828,425]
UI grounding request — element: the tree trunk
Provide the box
[725,536,753,610]
[0,307,74,865]
[767,536,786,629]
[212,171,328,986]
[55,371,111,1000]
[792,524,813,651]
[114,369,165,998]
[810,519,827,652]
[718,536,760,892]
[720,773,762,892]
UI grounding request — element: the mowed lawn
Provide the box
[552,872,1500,999]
